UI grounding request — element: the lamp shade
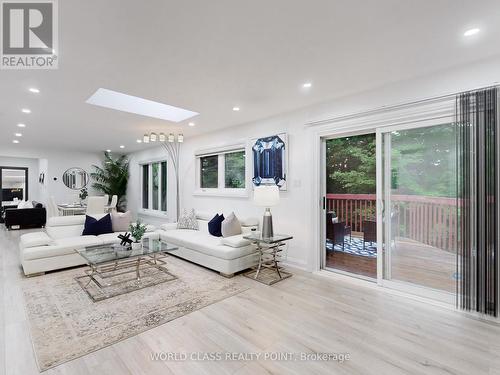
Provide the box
[253,185,280,207]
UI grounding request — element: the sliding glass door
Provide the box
[377,119,458,301]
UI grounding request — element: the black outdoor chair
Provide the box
[362,220,377,250]
[326,212,351,251]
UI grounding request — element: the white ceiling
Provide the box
[1,0,500,153]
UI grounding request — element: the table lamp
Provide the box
[253,185,280,239]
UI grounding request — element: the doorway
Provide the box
[320,120,458,302]
[378,121,457,300]
[323,133,377,279]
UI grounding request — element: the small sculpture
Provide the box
[118,232,133,247]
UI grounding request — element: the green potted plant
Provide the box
[129,220,147,250]
[90,151,129,211]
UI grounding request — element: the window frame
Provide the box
[140,159,168,216]
[194,143,249,197]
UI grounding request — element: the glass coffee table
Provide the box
[75,238,178,301]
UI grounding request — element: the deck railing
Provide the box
[326,194,457,252]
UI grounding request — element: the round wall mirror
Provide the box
[62,168,89,190]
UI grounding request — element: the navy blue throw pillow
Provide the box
[82,214,113,236]
[208,214,224,237]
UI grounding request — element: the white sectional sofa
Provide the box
[156,213,260,277]
[20,212,260,277]
[19,215,157,276]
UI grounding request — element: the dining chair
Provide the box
[46,196,60,218]
[106,195,118,212]
[86,196,107,215]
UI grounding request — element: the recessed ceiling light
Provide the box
[302,82,312,88]
[29,88,40,93]
[14,133,22,137]
[136,139,142,143]
[86,88,199,122]
[188,122,195,127]
[464,28,480,37]
[12,140,19,144]
[119,145,125,149]
[106,149,111,152]
[17,123,26,128]
[21,108,31,113]
[232,106,240,111]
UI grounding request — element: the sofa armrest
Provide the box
[160,223,178,231]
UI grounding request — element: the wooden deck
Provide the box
[326,237,456,293]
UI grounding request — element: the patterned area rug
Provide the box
[21,255,250,372]
[326,237,377,257]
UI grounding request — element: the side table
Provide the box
[243,233,293,285]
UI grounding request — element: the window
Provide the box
[224,151,245,188]
[141,161,167,212]
[200,155,218,188]
[196,147,246,194]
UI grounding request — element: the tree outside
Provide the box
[326,124,456,198]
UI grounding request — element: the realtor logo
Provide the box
[1,0,58,69]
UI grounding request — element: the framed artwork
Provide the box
[252,133,288,190]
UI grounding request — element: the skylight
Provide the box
[86,88,198,122]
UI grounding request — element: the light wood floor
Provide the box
[2,227,500,375]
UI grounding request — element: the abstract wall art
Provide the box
[252,133,288,190]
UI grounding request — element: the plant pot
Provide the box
[131,242,142,251]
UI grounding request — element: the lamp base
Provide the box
[262,208,274,239]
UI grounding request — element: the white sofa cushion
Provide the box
[160,222,178,231]
[47,215,99,227]
[221,235,251,248]
[53,235,103,248]
[159,229,256,260]
[241,217,259,227]
[97,232,123,244]
[20,232,53,248]
[46,224,84,239]
[195,211,213,221]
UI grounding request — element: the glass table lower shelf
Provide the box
[243,233,293,285]
[75,238,178,302]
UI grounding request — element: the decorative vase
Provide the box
[131,241,142,251]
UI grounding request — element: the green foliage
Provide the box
[390,124,456,197]
[225,151,245,188]
[129,220,147,242]
[200,155,218,188]
[326,134,376,194]
[326,124,457,198]
[90,152,129,210]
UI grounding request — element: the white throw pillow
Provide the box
[221,212,242,237]
[177,209,199,230]
[111,211,132,232]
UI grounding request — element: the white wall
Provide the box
[128,56,500,271]
[0,156,39,202]
[0,149,103,205]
